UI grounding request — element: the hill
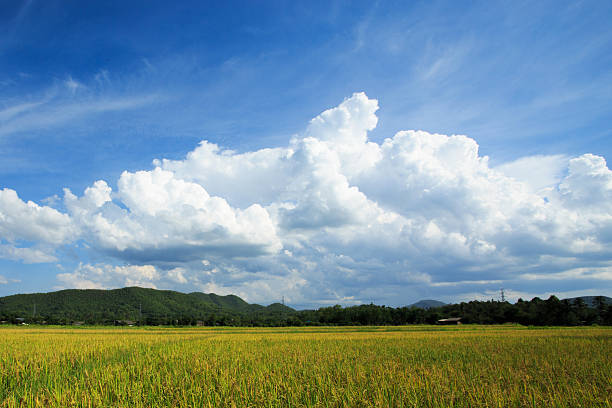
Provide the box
[0,287,295,325]
[1,288,610,326]
[409,299,446,309]
[563,296,612,308]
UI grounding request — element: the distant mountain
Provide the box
[0,287,295,325]
[265,302,295,313]
[187,292,262,313]
[563,296,612,308]
[409,299,446,309]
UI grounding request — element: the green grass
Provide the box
[0,325,610,407]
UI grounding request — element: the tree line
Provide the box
[1,294,610,326]
[293,296,611,326]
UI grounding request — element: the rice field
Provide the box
[0,325,610,407]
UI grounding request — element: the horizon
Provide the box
[2,285,610,311]
[1,1,611,309]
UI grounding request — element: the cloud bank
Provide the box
[1,93,611,306]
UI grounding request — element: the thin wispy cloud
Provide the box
[0,91,160,138]
[0,100,48,122]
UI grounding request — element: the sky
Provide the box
[0,0,611,308]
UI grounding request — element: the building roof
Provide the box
[437,317,462,322]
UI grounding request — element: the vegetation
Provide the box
[0,287,610,326]
[0,325,609,407]
[300,295,612,326]
[0,287,294,326]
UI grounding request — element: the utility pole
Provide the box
[500,288,505,302]
[139,303,142,326]
[282,296,285,306]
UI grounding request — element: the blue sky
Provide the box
[0,0,611,307]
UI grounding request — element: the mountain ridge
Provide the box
[1,287,610,326]
[0,287,294,325]
[564,295,611,308]
[409,299,447,309]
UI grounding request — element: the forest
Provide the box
[0,287,610,326]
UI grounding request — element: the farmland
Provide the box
[0,325,610,407]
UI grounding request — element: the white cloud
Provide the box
[57,263,161,289]
[167,267,188,284]
[496,154,568,193]
[3,92,612,304]
[0,188,73,244]
[559,154,612,210]
[193,265,308,304]
[0,100,47,122]
[519,265,612,281]
[0,244,57,263]
[63,167,282,262]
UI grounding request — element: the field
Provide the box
[0,325,610,407]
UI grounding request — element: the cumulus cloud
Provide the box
[57,263,161,289]
[190,260,308,304]
[0,188,74,244]
[496,154,568,193]
[0,188,73,263]
[2,92,612,305]
[559,154,612,210]
[167,267,188,284]
[0,244,58,263]
[62,168,282,262]
[158,93,612,303]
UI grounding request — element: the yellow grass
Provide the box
[0,325,610,407]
